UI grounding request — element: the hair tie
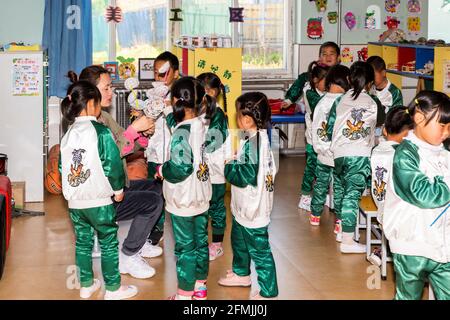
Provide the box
[415,98,419,105]
[405,108,409,114]
[67,94,72,101]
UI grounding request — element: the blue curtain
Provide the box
[42,0,93,98]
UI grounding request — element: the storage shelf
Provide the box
[368,42,444,50]
[386,69,433,80]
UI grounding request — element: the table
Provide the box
[271,112,305,155]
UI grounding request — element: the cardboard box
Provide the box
[11,181,25,209]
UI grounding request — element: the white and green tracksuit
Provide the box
[202,106,231,243]
[301,84,324,195]
[225,130,278,298]
[330,89,385,233]
[383,132,450,300]
[159,117,212,294]
[370,140,398,224]
[311,93,344,218]
[60,116,125,291]
[373,80,403,113]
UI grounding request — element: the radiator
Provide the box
[114,88,149,129]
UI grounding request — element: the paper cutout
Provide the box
[105,6,123,23]
[229,7,244,22]
[315,0,327,12]
[358,47,368,61]
[366,5,381,29]
[344,12,356,30]
[385,16,400,30]
[407,16,421,33]
[307,18,324,39]
[341,48,354,63]
[408,0,421,13]
[170,8,183,22]
[385,0,400,13]
[327,11,338,24]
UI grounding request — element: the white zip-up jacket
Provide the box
[383,132,450,263]
[330,89,384,159]
[160,117,212,216]
[146,106,174,165]
[225,130,277,229]
[302,83,324,145]
[370,140,399,224]
[373,79,403,113]
[60,116,125,209]
[311,92,343,167]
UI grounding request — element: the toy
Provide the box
[401,61,416,72]
[344,12,356,30]
[416,61,434,75]
[307,18,323,40]
[117,56,136,80]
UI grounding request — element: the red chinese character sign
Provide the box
[105,6,123,23]
[229,7,244,23]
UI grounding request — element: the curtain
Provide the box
[42,0,93,98]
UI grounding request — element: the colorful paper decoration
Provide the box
[105,6,123,23]
[385,0,400,13]
[117,56,136,80]
[341,48,354,63]
[407,0,421,13]
[344,12,356,30]
[170,8,183,21]
[407,16,421,33]
[327,11,338,24]
[307,18,324,40]
[229,7,244,23]
[365,11,376,29]
[358,47,369,61]
[315,0,327,13]
[384,16,401,30]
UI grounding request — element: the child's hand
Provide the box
[281,101,291,109]
[114,192,124,202]
[131,116,154,133]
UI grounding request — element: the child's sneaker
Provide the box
[193,283,207,300]
[336,232,342,243]
[80,279,101,299]
[334,219,341,234]
[209,242,224,261]
[298,194,311,211]
[139,241,163,258]
[367,248,382,266]
[309,214,321,226]
[104,285,138,300]
[218,270,251,287]
[119,252,156,279]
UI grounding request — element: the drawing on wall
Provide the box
[407,16,421,34]
[384,16,401,30]
[344,12,357,31]
[12,58,40,96]
[315,0,327,13]
[341,48,354,63]
[327,11,338,24]
[365,5,381,29]
[407,0,421,13]
[385,0,400,13]
[307,17,324,39]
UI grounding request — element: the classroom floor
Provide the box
[0,156,403,300]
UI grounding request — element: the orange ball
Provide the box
[45,145,62,194]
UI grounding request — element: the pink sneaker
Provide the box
[334,219,341,234]
[193,285,207,300]
[309,214,320,226]
[218,270,251,287]
[209,243,224,261]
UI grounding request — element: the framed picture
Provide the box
[104,61,119,81]
[138,58,155,81]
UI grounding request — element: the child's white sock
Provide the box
[177,294,192,300]
[342,232,356,245]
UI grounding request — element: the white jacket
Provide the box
[146,106,173,164]
[302,83,324,145]
[228,130,277,229]
[311,92,343,167]
[383,132,450,263]
[60,116,125,209]
[331,89,383,159]
[161,117,212,216]
[370,140,398,224]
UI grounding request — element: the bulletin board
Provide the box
[298,0,428,45]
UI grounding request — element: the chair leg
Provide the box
[381,232,387,280]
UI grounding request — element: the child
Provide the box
[383,91,450,300]
[310,65,350,229]
[298,61,329,211]
[282,41,341,109]
[155,77,213,300]
[60,81,138,300]
[367,55,403,113]
[330,61,385,253]
[218,92,278,300]
[197,72,231,261]
[368,106,413,266]
[146,51,181,247]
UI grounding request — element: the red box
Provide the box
[0,176,12,251]
[269,99,296,115]
[397,47,416,72]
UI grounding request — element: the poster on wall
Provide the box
[444,60,450,94]
[12,58,40,96]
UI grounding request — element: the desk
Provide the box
[271,112,305,156]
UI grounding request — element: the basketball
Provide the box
[45,145,62,194]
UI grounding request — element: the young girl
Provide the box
[298,61,329,212]
[197,72,231,261]
[218,92,278,300]
[330,61,385,253]
[367,106,413,266]
[155,77,213,300]
[383,91,450,300]
[310,65,350,228]
[60,81,137,300]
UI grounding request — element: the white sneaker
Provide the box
[139,241,163,258]
[340,242,366,253]
[336,232,342,243]
[80,279,101,299]
[119,252,156,279]
[298,194,311,211]
[104,285,138,300]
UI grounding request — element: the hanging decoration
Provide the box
[344,12,357,30]
[341,48,354,63]
[407,16,421,34]
[170,8,183,21]
[105,6,123,23]
[229,7,244,23]
[327,11,338,24]
[385,0,400,13]
[117,56,136,80]
[307,18,324,40]
[365,11,376,29]
[407,0,421,13]
[315,0,327,13]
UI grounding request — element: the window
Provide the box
[93,0,169,68]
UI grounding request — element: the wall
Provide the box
[0,0,45,45]
[428,0,450,42]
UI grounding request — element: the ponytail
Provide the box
[171,77,207,124]
[308,60,329,91]
[203,94,217,120]
[349,61,374,100]
[173,99,189,123]
[67,70,79,84]
[407,90,450,126]
[221,83,228,115]
[60,81,101,124]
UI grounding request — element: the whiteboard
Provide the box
[0,51,44,202]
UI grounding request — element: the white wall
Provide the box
[428,0,450,42]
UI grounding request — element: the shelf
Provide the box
[386,69,434,80]
[368,42,441,50]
